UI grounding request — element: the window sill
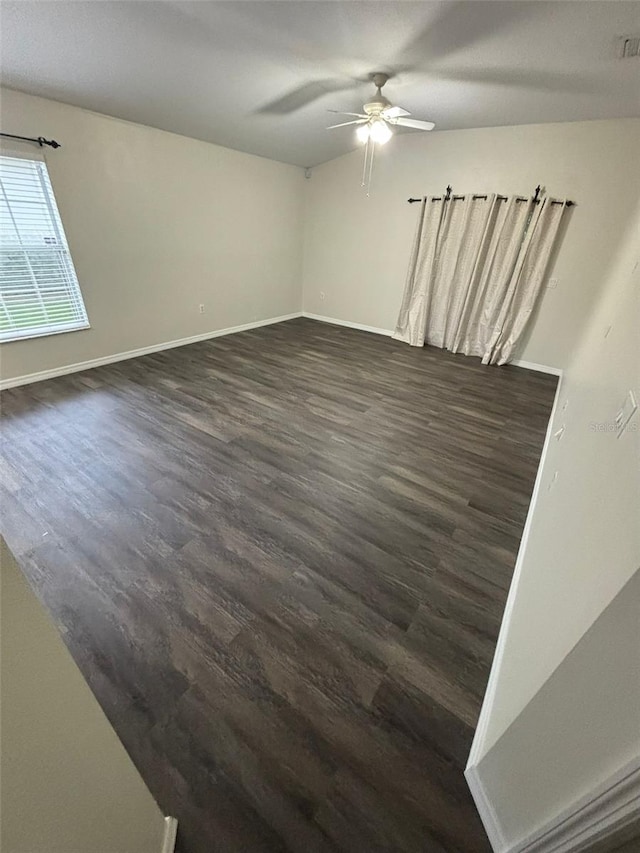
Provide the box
[0,322,91,344]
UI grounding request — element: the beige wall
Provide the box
[472,196,640,759]
[2,95,637,381]
[302,118,640,369]
[0,87,304,382]
[1,538,166,853]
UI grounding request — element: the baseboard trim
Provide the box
[465,764,508,853]
[467,756,640,853]
[302,312,394,337]
[2,311,560,389]
[160,816,178,853]
[514,757,640,853]
[510,358,563,376]
[467,369,564,770]
[302,313,562,375]
[0,313,303,390]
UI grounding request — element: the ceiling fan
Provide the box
[326,73,435,194]
[327,73,435,144]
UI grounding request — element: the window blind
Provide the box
[0,155,89,342]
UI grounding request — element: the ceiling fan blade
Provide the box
[400,1,533,65]
[389,117,435,131]
[327,110,368,118]
[382,106,411,119]
[433,68,603,95]
[257,79,356,114]
[327,119,368,129]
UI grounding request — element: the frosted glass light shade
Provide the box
[369,119,392,144]
[356,124,370,143]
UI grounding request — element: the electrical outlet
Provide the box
[319,291,326,301]
[547,277,558,289]
[199,304,205,314]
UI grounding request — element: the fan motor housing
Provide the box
[363,96,390,115]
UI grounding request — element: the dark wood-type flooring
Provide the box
[0,318,557,853]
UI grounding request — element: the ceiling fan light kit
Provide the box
[357,118,393,145]
[327,73,435,194]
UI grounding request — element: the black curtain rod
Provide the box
[408,184,573,207]
[408,196,573,207]
[0,132,61,149]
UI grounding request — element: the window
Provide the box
[0,155,89,342]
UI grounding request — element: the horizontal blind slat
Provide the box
[0,155,89,340]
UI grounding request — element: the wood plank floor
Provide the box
[0,318,557,853]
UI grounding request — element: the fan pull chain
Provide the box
[360,136,376,197]
[361,137,370,188]
[366,138,375,197]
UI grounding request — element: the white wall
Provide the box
[471,195,640,760]
[0,87,304,382]
[471,568,640,851]
[302,118,640,369]
[1,538,167,853]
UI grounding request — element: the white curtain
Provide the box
[393,194,568,365]
[392,196,447,348]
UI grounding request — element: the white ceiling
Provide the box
[1,1,639,168]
